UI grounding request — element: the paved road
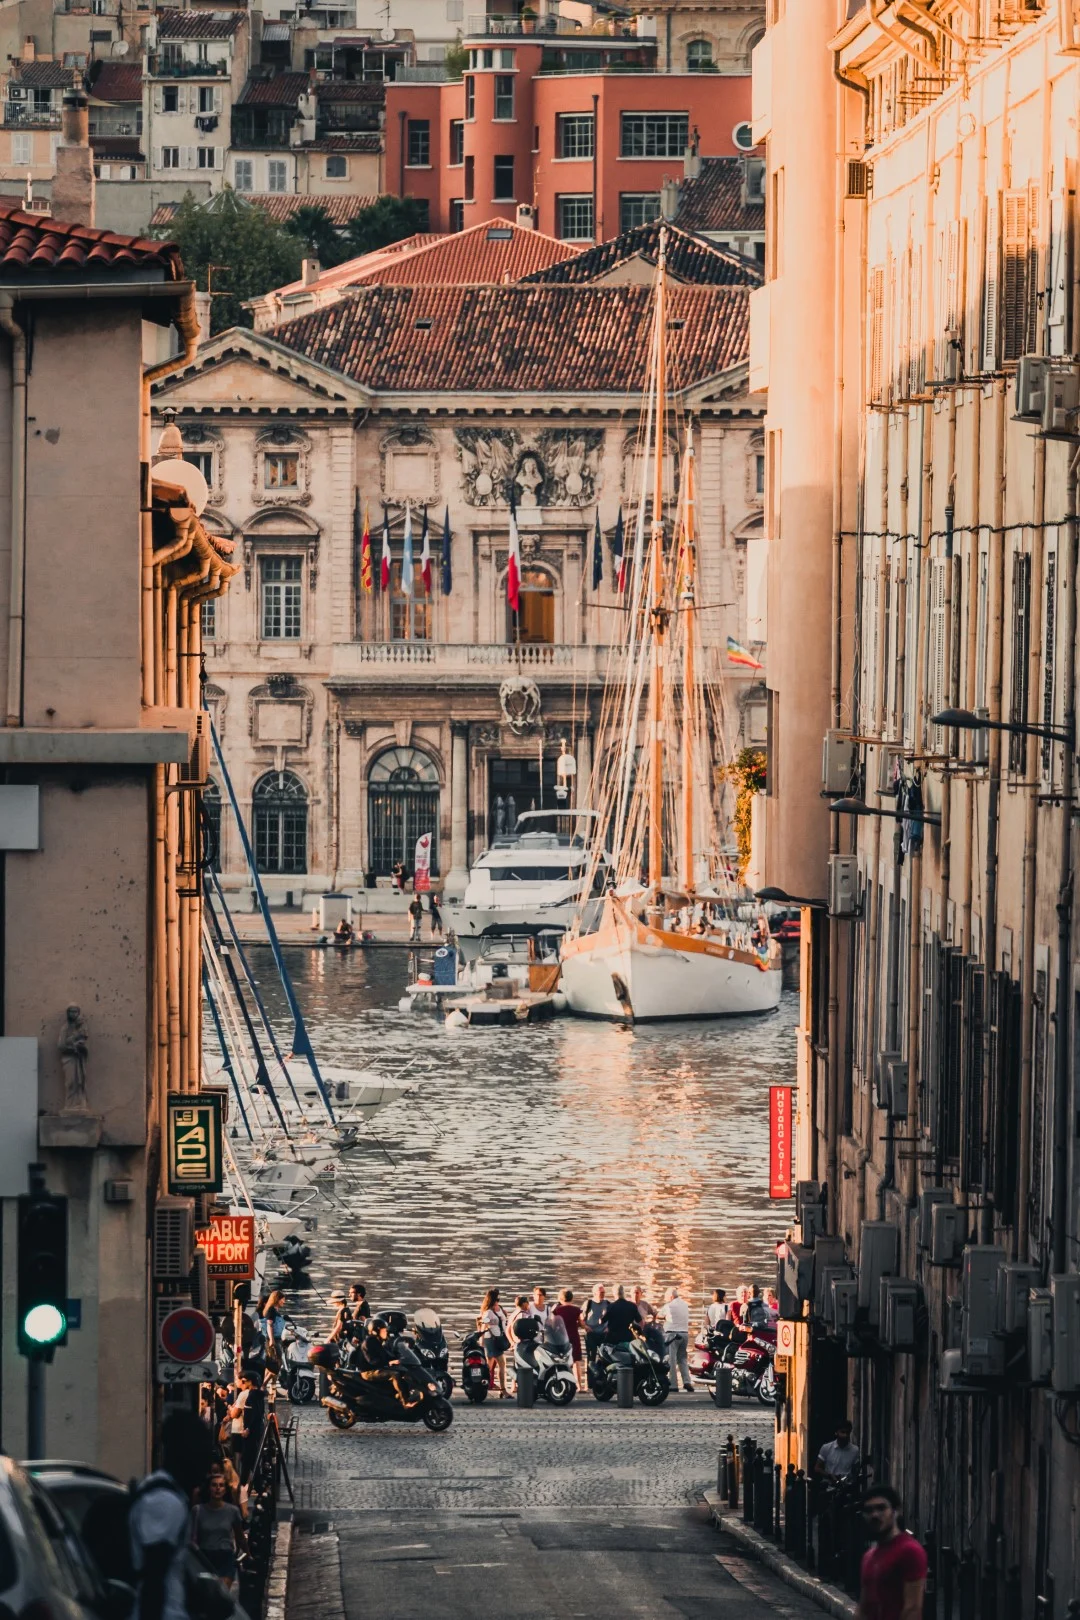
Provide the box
[285,1400,823,1619]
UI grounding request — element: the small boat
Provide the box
[405,927,562,1010]
[445,810,609,957]
[285,1061,413,1117]
[442,986,560,1027]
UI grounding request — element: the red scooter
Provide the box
[689,1317,777,1405]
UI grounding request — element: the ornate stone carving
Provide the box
[514,451,545,511]
[536,428,603,507]
[380,424,439,504]
[455,427,520,506]
[342,719,365,738]
[499,675,542,735]
[58,1005,89,1113]
[247,679,314,749]
[475,724,502,747]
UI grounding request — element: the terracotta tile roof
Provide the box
[0,200,183,277]
[270,283,750,394]
[237,72,309,106]
[88,62,143,103]
[673,157,765,235]
[156,11,243,39]
[150,192,385,228]
[522,220,761,288]
[315,81,384,104]
[12,61,74,88]
[301,132,380,153]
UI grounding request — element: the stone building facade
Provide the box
[152,277,766,904]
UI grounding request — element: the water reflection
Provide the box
[239,947,798,1330]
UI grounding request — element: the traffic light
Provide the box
[17,1189,68,1358]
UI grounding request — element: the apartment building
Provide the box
[756,1,1080,1610]
[144,10,248,188]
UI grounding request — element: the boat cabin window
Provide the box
[489,864,579,882]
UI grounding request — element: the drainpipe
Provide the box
[868,0,935,66]
[1051,445,1080,1275]
[981,381,1007,1235]
[398,108,406,199]
[591,93,599,245]
[0,295,27,728]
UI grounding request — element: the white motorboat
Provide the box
[445,810,608,957]
[284,1061,413,1118]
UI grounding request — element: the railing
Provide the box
[339,641,609,670]
[4,103,61,127]
[395,64,450,82]
[237,1404,293,1619]
[148,56,229,77]
[467,13,583,38]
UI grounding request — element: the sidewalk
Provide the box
[703,1492,858,1619]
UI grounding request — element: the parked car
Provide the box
[0,1454,132,1620]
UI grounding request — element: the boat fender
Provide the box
[445,1008,469,1031]
[397,996,413,1012]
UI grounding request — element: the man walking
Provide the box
[816,1420,861,1481]
[658,1286,694,1391]
[856,1485,927,1620]
[408,893,424,942]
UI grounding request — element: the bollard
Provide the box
[714,1366,733,1408]
[774,1462,782,1542]
[742,1439,756,1524]
[516,1364,535,1408]
[616,1364,634,1408]
[727,1436,739,1509]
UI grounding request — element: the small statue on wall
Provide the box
[58,1005,90,1113]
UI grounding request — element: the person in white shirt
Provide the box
[815,1421,861,1480]
[528,1285,553,1328]
[658,1286,694,1392]
[705,1289,730,1329]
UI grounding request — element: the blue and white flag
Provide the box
[401,502,414,597]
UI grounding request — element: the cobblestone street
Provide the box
[285,1400,823,1618]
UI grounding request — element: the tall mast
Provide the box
[647,228,668,895]
[680,435,696,894]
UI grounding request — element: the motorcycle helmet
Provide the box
[368,1314,390,1334]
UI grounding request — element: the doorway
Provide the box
[488,755,557,840]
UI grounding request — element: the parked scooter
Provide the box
[459,1328,492,1404]
[513,1318,577,1404]
[309,1335,454,1431]
[588,1323,669,1405]
[278,1318,316,1404]
[410,1308,454,1400]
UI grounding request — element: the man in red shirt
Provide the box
[857,1485,928,1620]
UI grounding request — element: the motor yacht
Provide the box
[445,809,607,957]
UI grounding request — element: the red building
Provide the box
[385,17,753,241]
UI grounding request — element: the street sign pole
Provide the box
[26,1358,44,1461]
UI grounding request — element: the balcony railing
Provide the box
[331,642,615,678]
[4,103,61,127]
[394,64,449,82]
[466,13,582,38]
[148,56,229,78]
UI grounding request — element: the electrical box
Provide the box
[930,1199,967,1265]
[886,1058,909,1119]
[858,1221,899,1324]
[832,1277,859,1333]
[874,1050,900,1110]
[998,1264,1040,1336]
[1028,1288,1053,1384]
[822,730,858,796]
[1014,353,1048,421]
[880,1279,920,1351]
[917,1188,954,1250]
[1051,1273,1080,1393]
[961,1246,1005,1378]
[829,854,859,918]
[1043,364,1080,435]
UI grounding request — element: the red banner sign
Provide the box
[195,1214,255,1279]
[769,1085,793,1199]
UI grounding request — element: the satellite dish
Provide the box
[111,39,130,55]
[153,457,209,516]
[380,25,395,40]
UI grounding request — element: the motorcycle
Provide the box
[411,1307,454,1400]
[588,1324,669,1405]
[460,1328,492,1404]
[309,1337,454,1432]
[699,1320,776,1404]
[513,1321,577,1405]
[279,1318,317,1404]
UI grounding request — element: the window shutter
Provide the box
[886,248,897,403]
[1041,549,1057,783]
[868,265,885,402]
[153,146,162,171]
[908,244,923,395]
[1000,187,1030,362]
[1025,181,1041,354]
[214,86,222,115]
[1046,191,1070,356]
[214,145,223,170]
[981,194,1000,371]
[944,218,963,374]
[927,560,948,746]
[1008,551,1032,771]
[153,86,162,114]
[183,145,196,170]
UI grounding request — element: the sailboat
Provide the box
[559,231,782,1023]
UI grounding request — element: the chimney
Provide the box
[302,257,320,286]
[193,291,212,346]
[660,178,679,222]
[21,36,35,61]
[52,83,95,226]
[515,203,535,231]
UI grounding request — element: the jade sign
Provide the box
[166,1094,223,1194]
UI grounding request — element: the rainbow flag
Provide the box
[726,636,763,670]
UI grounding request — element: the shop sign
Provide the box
[195,1213,255,1280]
[166,1093,223,1194]
[769,1084,793,1199]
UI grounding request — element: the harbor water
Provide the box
[242,946,798,1330]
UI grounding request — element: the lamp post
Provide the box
[754,885,828,910]
[829,796,942,827]
[930,706,1075,747]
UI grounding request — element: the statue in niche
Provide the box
[515,453,544,510]
[538,428,604,507]
[58,1005,90,1112]
[494,795,507,835]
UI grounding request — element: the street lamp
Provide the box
[754,885,828,910]
[931,707,1075,747]
[829,796,942,826]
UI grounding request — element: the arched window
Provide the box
[509,566,556,645]
[252,771,308,874]
[367,748,440,878]
[686,38,713,71]
[202,779,223,873]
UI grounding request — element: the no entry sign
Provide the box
[195,1213,255,1280]
[160,1306,215,1365]
[769,1084,793,1199]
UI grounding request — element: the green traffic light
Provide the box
[23,1303,66,1345]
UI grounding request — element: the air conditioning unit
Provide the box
[917,1188,954,1250]
[811,1236,848,1312]
[1014,353,1048,420]
[777,1240,814,1318]
[832,1276,859,1332]
[874,1049,899,1110]
[817,1263,854,1323]
[1043,364,1080,435]
[930,1199,967,1264]
[154,1288,192,1349]
[822,730,858,795]
[961,1246,1005,1377]
[8,86,26,100]
[874,1051,908,1117]
[998,1263,1040,1335]
[829,854,859,917]
[1028,1288,1052,1383]
[845,159,869,200]
[858,1221,899,1325]
[796,1179,824,1219]
[153,1195,194,1280]
[189,1248,209,1314]
[1051,1273,1080,1393]
[880,1278,920,1351]
[940,1347,983,1394]
[945,1294,963,1350]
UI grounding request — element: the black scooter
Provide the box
[460,1328,491,1403]
[410,1308,454,1400]
[309,1337,454,1432]
[588,1323,670,1405]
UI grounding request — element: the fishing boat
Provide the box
[560,230,782,1023]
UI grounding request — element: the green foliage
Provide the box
[341,195,430,258]
[720,746,766,879]
[444,35,468,78]
[157,189,304,334]
[284,203,352,268]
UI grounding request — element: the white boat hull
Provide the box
[561,903,782,1021]
[446,897,601,957]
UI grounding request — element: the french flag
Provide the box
[507,488,521,615]
[420,508,432,594]
[380,508,391,592]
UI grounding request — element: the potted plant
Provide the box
[521,6,537,34]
